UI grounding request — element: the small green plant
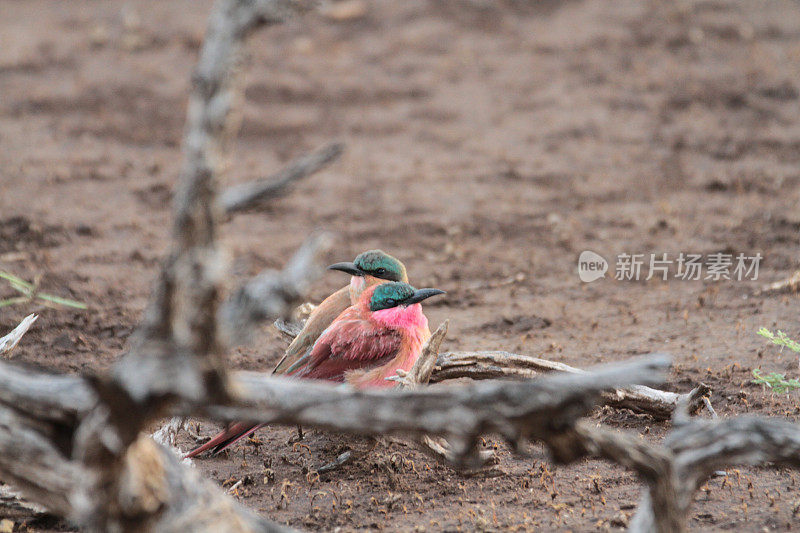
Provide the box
[0,270,87,310]
[752,328,800,394]
[751,368,800,394]
[757,327,800,353]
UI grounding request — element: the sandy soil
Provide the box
[3,0,800,530]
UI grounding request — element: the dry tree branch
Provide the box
[107,0,319,424]
[386,321,492,468]
[0,314,37,357]
[571,422,681,533]
[0,351,679,528]
[199,355,672,469]
[0,404,82,517]
[220,232,332,343]
[0,389,293,532]
[2,333,800,533]
[628,417,800,533]
[755,270,800,295]
[432,350,708,420]
[114,438,294,533]
[388,320,449,388]
[273,302,316,339]
[219,142,344,213]
[0,360,294,532]
[0,0,322,531]
[0,485,46,516]
[0,353,666,516]
[59,0,317,530]
[0,361,92,516]
[562,400,800,532]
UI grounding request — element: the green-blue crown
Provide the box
[354,250,407,282]
[370,282,416,311]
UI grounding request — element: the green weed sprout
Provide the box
[751,368,800,394]
[0,270,87,310]
[757,327,800,353]
[752,328,800,394]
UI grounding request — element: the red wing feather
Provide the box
[272,285,352,375]
[184,422,263,458]
[288,313,402,382]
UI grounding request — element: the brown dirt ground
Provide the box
[3,0,800,530]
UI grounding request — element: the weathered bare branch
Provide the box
[198,355,671,468]
[0,359,93,422]
[433,351,708,420]
[115,438,294,533]
[670,416,800,486]
[273,317,304,339]
[388,321,485,469]
[0,387,292,532]
[0,403,81,517]
[0,314,37,357]
[220,232,331,344]
[0,484,46,515]
[756,269,800,295]
[573,423,681,533]
[0,354,668,513]
[4,342,800,533]
[629,417,800,533]
[109,0,320,422]
[133,0,317,356]
[603,382,709,421]
[152,417,187,449]
[219,142,344,213]
[64,1,317,530]
[274,303,316,339]
[1,1,319,531]
[387,320,449,388]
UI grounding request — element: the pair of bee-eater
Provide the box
[186,250,444,458]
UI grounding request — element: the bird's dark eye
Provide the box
[375,268,386,276]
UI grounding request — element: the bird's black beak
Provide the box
[404,288,446,305]
[327,261,365,276]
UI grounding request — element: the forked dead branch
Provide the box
[3,316,800,533]
[1,1,800,533]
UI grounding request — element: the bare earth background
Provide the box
[2,0,800,530]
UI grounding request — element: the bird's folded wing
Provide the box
[285,317,402,381]
[273,285,352,375]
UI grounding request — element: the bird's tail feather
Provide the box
[184,422,264,459]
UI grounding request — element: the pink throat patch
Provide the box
[371,303,428,331]
[350,276,367,293]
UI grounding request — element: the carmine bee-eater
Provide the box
[185,281,444,458]
[272,250,408,375]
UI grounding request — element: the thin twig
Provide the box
[219,232,332,344]
[274,303,317,339]
[219,142,344,213]
[387,320,449,388]
[316,450,353,474]
[0,314,37,356]
[755,270,800,296]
